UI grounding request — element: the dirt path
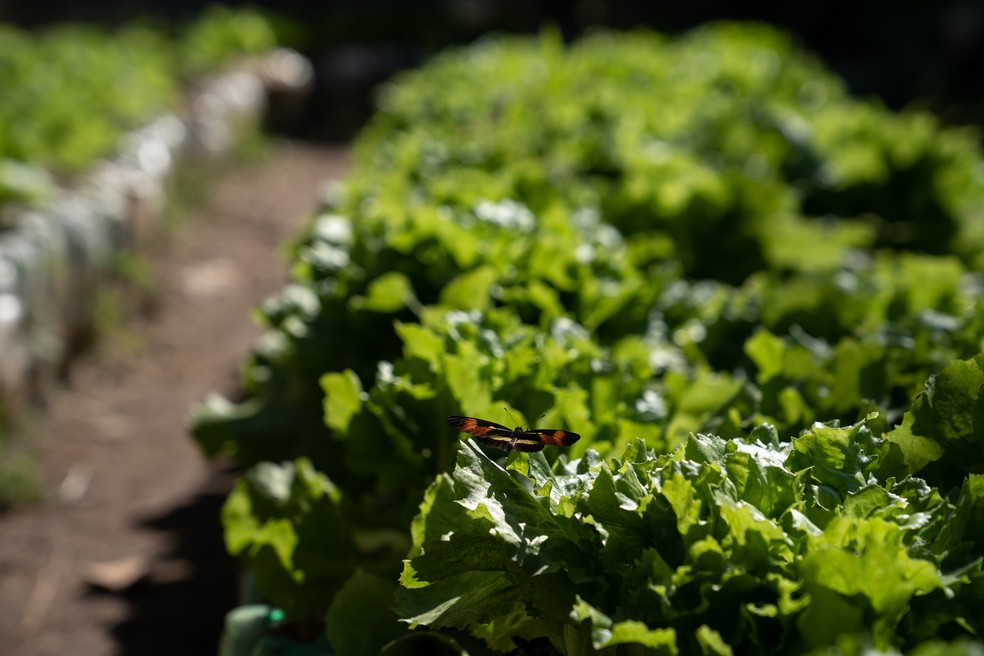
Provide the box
[0,141,349,656]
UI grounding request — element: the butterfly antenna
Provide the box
[502,406,516,426]
[505,408,548,430]
[519,413,547,431]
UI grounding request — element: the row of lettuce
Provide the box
[195,24,984,655]
[0,5,277,207]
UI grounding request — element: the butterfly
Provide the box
[447,415,580,452]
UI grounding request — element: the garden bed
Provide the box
[198,23,984,656]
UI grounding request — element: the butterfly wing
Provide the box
[447,415,512,438]
[526,429,581,447]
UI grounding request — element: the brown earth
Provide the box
[0,141,349,656]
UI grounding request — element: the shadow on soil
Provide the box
[103,469,239,656]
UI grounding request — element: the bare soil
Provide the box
[0,141,349,656]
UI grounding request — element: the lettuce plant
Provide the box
[199,23,984,655]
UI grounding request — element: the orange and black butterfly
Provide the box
[447,415,580,452]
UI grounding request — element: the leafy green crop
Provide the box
[401,425,984,654]
[0,22,174,201]
[179,5,277,76]
[198,23,984,655]
[887,353,984,492]
[0,6,278,203]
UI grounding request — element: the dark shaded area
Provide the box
[106,469,239,656]
[2,1,982,141]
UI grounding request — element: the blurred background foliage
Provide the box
[2,0,981,141]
